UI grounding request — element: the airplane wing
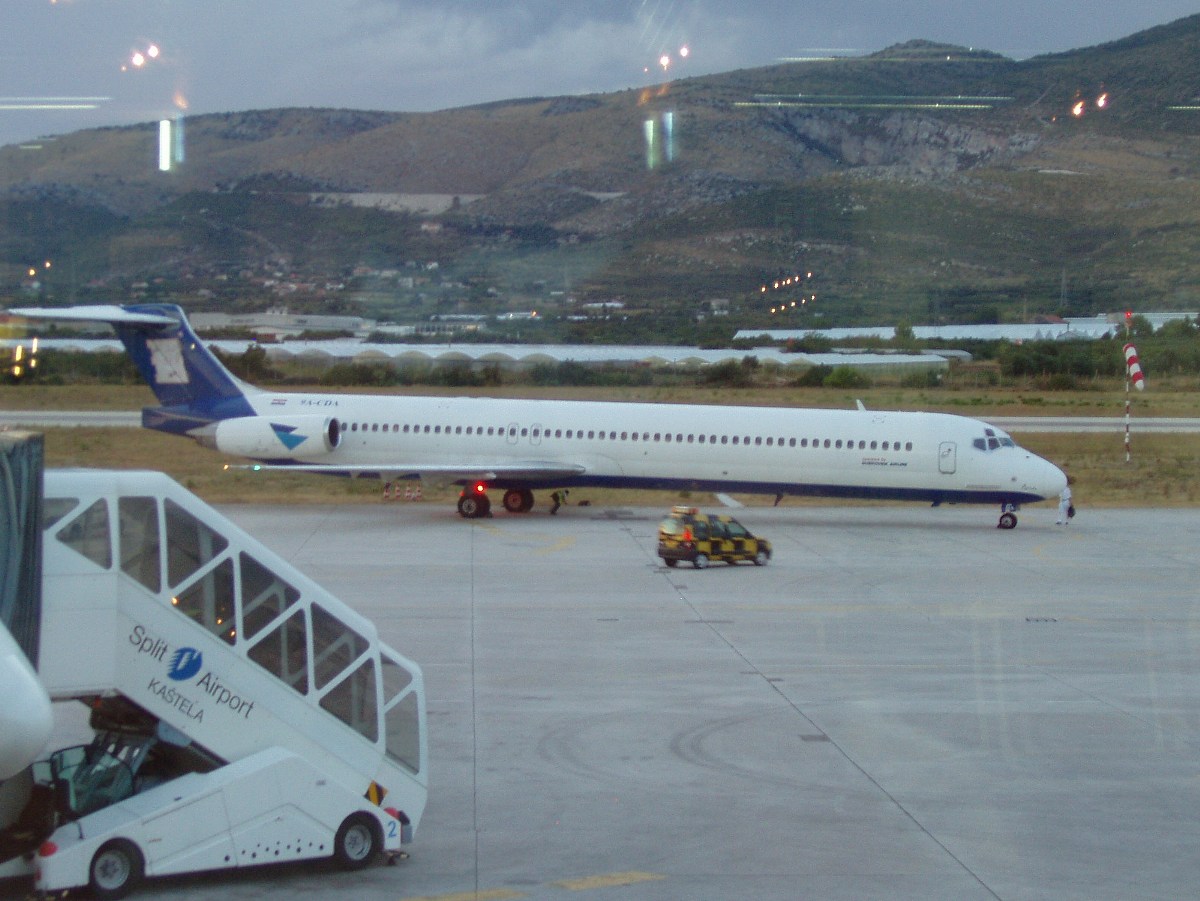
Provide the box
[230,460,589,483]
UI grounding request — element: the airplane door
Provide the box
[530,423,542,446]
[506,422,519,445]
[938,441,957,474]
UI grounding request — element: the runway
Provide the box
[82,500,1200,901]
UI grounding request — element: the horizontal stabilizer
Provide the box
[11,305,178,327]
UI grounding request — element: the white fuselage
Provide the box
[242,391,1066,505]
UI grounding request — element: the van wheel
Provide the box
[663,559,677,568]
[89,839,144,900]
[334,812,380,870]
[693,553,709,569]
[754,550,769,566]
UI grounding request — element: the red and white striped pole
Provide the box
[1123,338,1144,464]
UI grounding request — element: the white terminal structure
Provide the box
[0,469,426,899]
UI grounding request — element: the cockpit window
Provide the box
[975,432,1018,452]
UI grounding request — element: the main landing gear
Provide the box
[502,488,534,513]
[996,503,1018,530]
[458,486,537,518]
[458,488,491,518]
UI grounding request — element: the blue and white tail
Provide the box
[13,304,257,434]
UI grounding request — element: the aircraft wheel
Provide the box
[754,550,769,566]
[458,493,491,518]
[334,812,381,870]
[693,553,709,570]
[503,488,534,513]
[998,511,1018,530]
[89,839,144,900]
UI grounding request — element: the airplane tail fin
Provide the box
[12,304,257,434]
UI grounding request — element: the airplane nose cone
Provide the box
[1033,455,1068,501]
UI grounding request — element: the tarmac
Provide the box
[30,500,1200,900]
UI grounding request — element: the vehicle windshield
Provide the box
[659,518,688,536]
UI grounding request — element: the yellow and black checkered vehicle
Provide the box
[656,506,772,569]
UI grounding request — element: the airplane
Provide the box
[12,304,1067,528]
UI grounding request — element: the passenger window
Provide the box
[173,558,236,645]
[119,497,161,593]
[247,609,309,695]
[43,497,79,530]
[240,552,302,641]
[165,499,229,589]
[384,690,421,773]
[54,498,112,569]
[320,659,378,742]
[311,604,369,690]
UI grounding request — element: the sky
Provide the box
[2,0,1198,148]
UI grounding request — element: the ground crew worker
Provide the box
[1057,480,1073,525]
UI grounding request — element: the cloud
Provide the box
[3,0,1200,147]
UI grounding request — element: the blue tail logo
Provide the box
[271,423,308,451]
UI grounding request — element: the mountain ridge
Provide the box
[3,15,1200,329]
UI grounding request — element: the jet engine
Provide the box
[192,415,342,460]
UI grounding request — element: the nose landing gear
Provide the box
[997,503,1018,530]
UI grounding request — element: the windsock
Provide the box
[1123,343,1145,390]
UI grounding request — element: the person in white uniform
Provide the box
[1056,480,1073,525]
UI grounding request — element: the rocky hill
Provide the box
[4,15,1200,332]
